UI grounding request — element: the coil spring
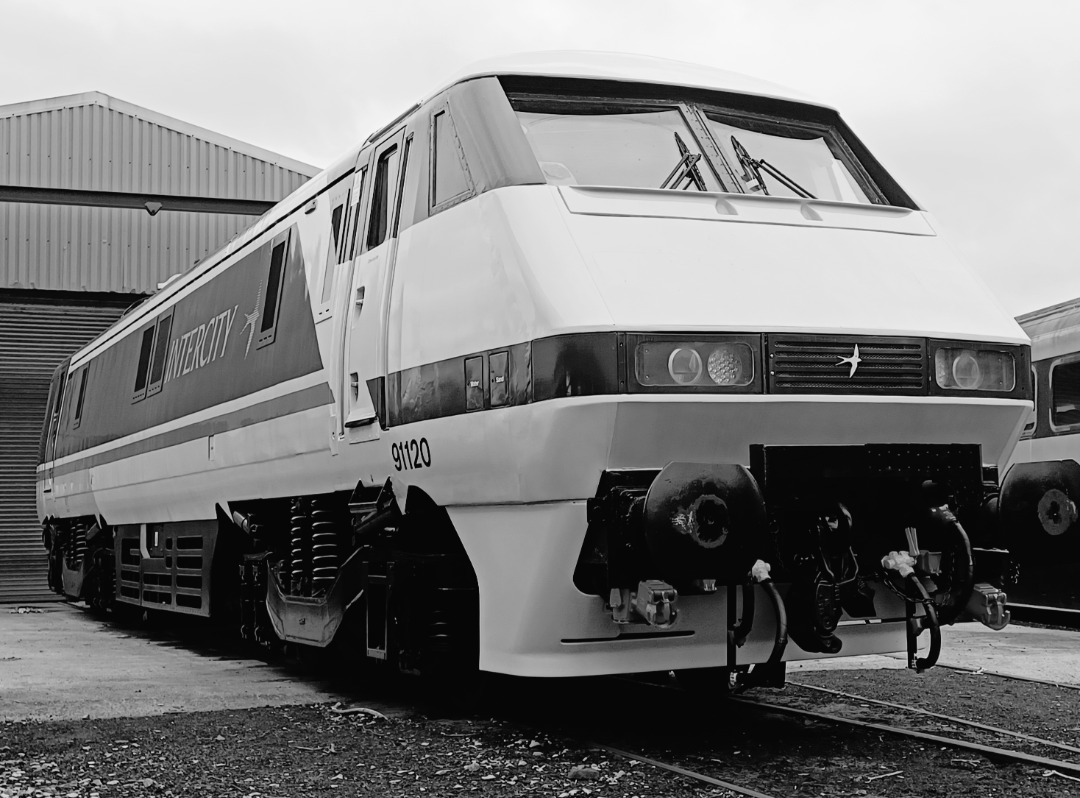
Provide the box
[289,498,311,596]
[309,496,341,594]
[66,520,88,569]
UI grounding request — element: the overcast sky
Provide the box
[3,0,1077,317]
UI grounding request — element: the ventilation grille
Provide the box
[768,335,927,395]
[115,529,205,613]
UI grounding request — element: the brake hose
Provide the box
[760,578,789,665]
[906,573,941,673]
[746,560,788,665]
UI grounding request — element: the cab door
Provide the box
[341,129,408,437]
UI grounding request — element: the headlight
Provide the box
[636,340,755,388]
[934,347,1015,392]
[667,347,703,384]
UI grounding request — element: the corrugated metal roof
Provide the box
[0,92,319,294]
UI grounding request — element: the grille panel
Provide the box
[768,335,927,395]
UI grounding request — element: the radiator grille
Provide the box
[768,335,927,395]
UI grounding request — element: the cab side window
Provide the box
[40,361,69,465]
[431,108,472,211]
[367,145,400,250]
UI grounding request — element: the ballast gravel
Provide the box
[0,704,711,798]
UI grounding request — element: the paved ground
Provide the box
[3,602,1078,722]
[792,622,1080,683]
[0,603,353,722]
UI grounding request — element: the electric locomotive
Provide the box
[38,52,1021,689]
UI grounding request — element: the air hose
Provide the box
[731,561,789,693]
[760,578,789,665]
[905,573,941,673]
[750,560,788,665]
[926,505,975,626]
[881,550,942,672]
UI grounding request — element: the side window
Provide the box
[319,187,350,305]
[73,368,89,429]
[131,324,157,403]
[431,108,472,210]
[257,229,291,349]
[39,369,62,462]
[146,311,173,398]
[41,362,69,465]
[366,145,400,250]
[1050,356,1080,432]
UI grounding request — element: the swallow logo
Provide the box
[240,283,262,358]
[837,344,862,378]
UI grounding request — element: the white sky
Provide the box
[4,0,1078,317]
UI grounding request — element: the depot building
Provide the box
[0,93,317,602]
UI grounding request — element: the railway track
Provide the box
[513,664,1080,797]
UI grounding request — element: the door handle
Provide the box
[355,286,365,311]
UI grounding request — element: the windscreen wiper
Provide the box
[730,135,815,199]
[659,132,707,191]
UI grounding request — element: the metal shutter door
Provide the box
[0,300,126,603]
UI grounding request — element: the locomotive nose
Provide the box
[642,462,766,582]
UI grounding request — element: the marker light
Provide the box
[707,345,747,385]
[934,347,1015,392]
[635,339,755,389]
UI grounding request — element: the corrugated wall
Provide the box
[0,97,316,294]
[0,94,320,602]
[0,300,128,603]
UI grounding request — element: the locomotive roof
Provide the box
[1017,296,1080,355]
[432,50,823,108]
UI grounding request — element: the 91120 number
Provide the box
[391,438,431,471]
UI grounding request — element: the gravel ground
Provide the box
[0,702,719,798]
[5,609,1080,798]
[6,663,1080,798]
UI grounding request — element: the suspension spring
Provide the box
[309,496,341,594]
[289,498,311,596]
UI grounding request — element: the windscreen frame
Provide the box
[498,75,918,210]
